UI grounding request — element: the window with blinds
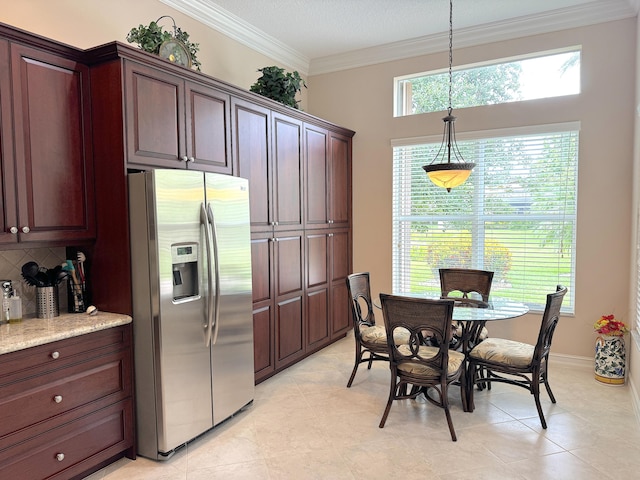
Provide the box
[392,123,578,312]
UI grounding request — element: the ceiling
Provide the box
[160,0,638,75]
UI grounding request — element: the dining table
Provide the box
[374,293,529,412]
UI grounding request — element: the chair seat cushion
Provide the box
[469,338,534,368]
[397,345,465,377]
[361,325,410,345]
[452,322,489,340]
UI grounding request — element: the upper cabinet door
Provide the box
[328,131,351,229]
[304,124,329,228]
[185,81,233,174]
[232,97,272,231]
[0,39,17,245]
[124,62,187,168]
[271,112,303,231]
[10,44,95,243]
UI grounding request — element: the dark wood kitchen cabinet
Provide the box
[0,38,95,245]
[124,61,232,173]
[0,325,134,479]
[233,98,303,233]
[306,228,352,349]
[85,40,353,380]
[252,231,306,382]
[304,124,351,230]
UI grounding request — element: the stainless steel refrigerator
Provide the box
[128,169,254,460]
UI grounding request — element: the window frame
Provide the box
[394,46,582,118]
[391,122,579,313]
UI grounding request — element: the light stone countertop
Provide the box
[0,311,132,355]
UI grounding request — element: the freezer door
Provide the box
[130,169,214,458]
[205,173,255,425]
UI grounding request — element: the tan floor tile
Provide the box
[510,451,617,480]
[84,334,640,480]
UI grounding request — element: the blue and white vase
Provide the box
[594,334,626,385]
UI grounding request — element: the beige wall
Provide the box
[308,19,636,360]
[630,13,640,402]
[1,0,306,106]
[3,3,636,361]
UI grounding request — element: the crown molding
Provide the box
[310,0,637,74]
[159,0,310,74]
[162,0,636,77]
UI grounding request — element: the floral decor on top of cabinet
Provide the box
[126,16,201,71]
[250,66,307,109]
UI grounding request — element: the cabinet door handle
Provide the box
[188,156,195,162]
[51,351,60,359]
[56,453,65,462]
[21,226,30,233]
[181,156,188,162]
[53,395,63,403]
[9,226,17,234]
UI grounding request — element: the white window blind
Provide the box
[392,125,578,312]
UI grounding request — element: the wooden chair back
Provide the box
[439,268,494,305]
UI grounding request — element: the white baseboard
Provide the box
[548,352,592,369]
[550,352,640,423]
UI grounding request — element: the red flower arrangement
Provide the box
[594,314,629,336]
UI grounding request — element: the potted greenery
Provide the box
[126,17,201,71]
[250,66,307,109]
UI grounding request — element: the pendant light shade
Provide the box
[424,162,474,190]
[423,0,474,192]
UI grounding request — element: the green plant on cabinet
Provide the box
[250,66,307,109]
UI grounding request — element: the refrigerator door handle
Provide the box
[206,203,222,345]
[201,202,215,347]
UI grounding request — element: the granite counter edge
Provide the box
[0,312,132,355]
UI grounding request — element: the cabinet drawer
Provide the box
[0,399,133,480]
[0,349,131,438]
[0,326,130,384]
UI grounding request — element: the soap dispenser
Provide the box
[1,280,12,324]
[1,280,22,324]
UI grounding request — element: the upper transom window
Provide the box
[394,47,581,117]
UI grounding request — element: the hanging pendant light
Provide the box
[423,0,474,192]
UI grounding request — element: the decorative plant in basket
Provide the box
[126,16,201,71]
[250,66,307,109]
[594,314,628,385]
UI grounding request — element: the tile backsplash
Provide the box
[0,247,68,316]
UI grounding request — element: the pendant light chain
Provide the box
[422,0,475,191]
[448,0,453,116]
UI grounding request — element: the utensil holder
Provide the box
[67,281,86,313]
[36,287,59,318]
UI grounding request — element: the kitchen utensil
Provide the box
[77,251,86,284]
[35,271,49,287]
[46,265,67,286]
[21,261,41,286]
[55,269,69,285]
[63,261,84,313]
[64,260,80,287]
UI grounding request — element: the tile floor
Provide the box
[85,333,640,479]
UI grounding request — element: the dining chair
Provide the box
[378,293,465,441]
[345,272,409,388]
[467,285,567,429]
[438,268,494,378]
